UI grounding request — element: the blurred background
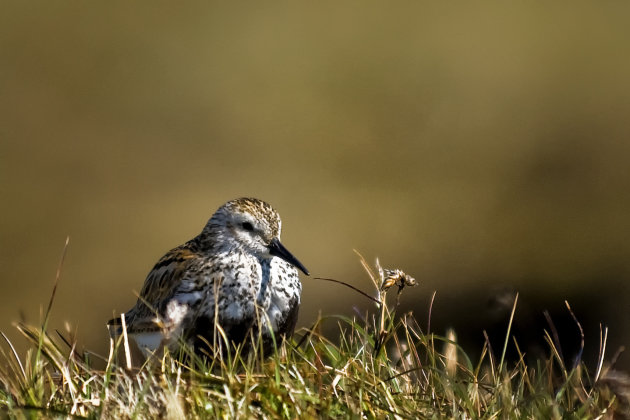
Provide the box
[1,2,629,368]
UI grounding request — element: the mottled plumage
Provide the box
[108,198,308,357]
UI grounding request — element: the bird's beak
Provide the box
[268,238,309,276]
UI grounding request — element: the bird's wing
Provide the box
[109,243,204,335]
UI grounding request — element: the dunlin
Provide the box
[108,197,308,357]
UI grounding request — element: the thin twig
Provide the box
[313,277,379,304]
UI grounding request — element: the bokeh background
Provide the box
[2,2,629,368]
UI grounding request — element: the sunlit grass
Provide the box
[0,251,627,418]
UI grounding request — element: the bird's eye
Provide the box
[241,222,254,231]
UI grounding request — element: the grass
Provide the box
[0,248,628,419]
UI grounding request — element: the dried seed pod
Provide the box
[380,268,417,291]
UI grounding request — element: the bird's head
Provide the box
[203,197,309,276]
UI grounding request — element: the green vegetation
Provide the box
[0,254,627,419]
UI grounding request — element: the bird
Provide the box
[107,197,309,358]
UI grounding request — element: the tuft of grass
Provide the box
[1,250,628,419]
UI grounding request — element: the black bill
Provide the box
[268,238,309,276]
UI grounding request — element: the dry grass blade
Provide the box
[497,292,518,375]
[353,249,378,289]
[543,310,564,362]
[1,331,26,380]
[427,290,436,335]
[595,324,608,382]
[44,236,70,328]
[565,300,585,368]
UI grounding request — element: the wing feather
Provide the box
[111,242,204,335]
